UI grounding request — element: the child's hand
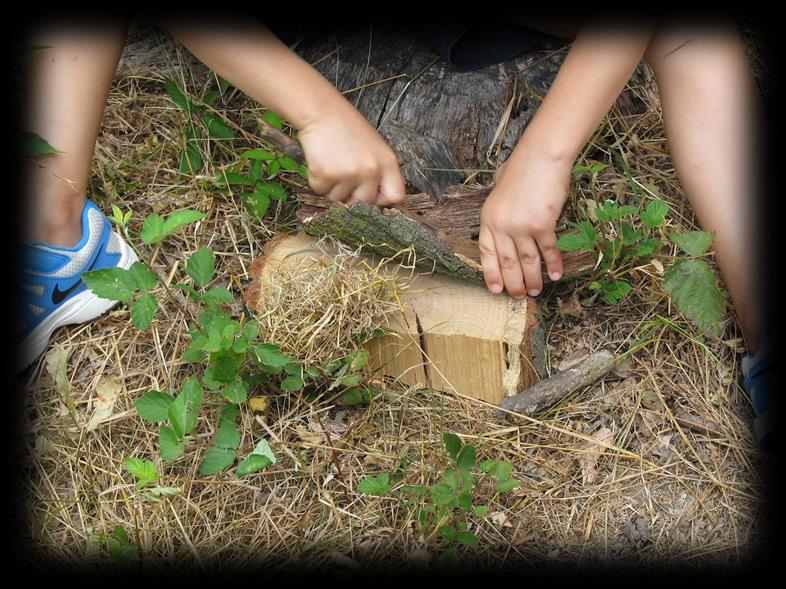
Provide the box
[299,108,405,207]
[479,152,571,298]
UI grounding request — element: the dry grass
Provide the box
[17,26,768,572]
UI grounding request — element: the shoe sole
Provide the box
[16,235,139,372]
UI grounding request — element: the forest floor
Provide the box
[17,25,772,572]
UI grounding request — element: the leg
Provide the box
[22,21,127,247]
[644,23,765,352]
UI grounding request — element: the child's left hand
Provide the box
[479,151,571,298]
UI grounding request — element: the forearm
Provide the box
[513,24,655,166]
[161,20,355,130]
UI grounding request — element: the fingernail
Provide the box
[529,289,540,297]
[490,284,503,294]
[550,272,562,281]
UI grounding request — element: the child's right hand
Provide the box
[298,107,405,207]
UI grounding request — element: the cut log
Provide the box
[245,232,546,404]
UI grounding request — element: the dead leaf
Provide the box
[650,259,664,275]
[622,516,649,544]
[611,356,634,379]
[248,396,269,413]
[44,344,74,417]
[651,434,673,463]
[579,427,614,485]
[308,417,348,439]
[86,377,122,432]
[490,511,513,528]
[557,294,583,319]
[406,549,432,568]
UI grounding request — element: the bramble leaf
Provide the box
[662,259,724,335]
[670,231,714,256]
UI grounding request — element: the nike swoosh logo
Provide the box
[51,249,103,305]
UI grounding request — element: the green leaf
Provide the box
[278,156,298,170]
[179,145,203,175]
[438,548,459,571]
[199,447,236,475]
[127,262,157,292]
[457,489,472,511]
[662,259,724,335]
[124,457,159,488]
[438,525,457,541]
[202,287,233,304]
[131,294,158,330]
[620,222,643,246]
[556,221,597,252]
[164,78,199,116]
[474,505,489,517]
[202,90,219,107]
[357,473,390,495]
[236,454,273,477]
[159,425,184,461]
[243,192,271,219]
[349,349,368,371]
[248,439,276,465]
[430,483,454,506]
[140,213,166,244]
[214,404,240,450]
[440,469,459,490]
[641,199,669,229]
[281,374,304,391]
[19,131,60,157]
[401,484,428,496]
[254,344,293,370]
[443,432,462,462]
[591,279,632,305]
[490,461,512,482]
[222,380,249,404]
[242,320,259,342]
[186,247,215,288]
[202,113,235,140]
[81,267,137,303]
[457,445,477,471]
[222,171,256,186]
[240,149,275,160]
[670,231,714,256]
[135,391,174,422]
[479,460,496,473]
[495,479,519,493]
[636,238,661,258]
[596,200,637,222]
[455,531,479,547]
[168,378,203,438]
[262,110,283,129]
[163,210,208,235]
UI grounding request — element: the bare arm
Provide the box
[160,20,404,206]
[480,25,654,298]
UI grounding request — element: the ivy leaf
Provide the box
[131,294,158,330]
[670,231,714,256]
[662,259,724,335]
[159,425,184,461]
[199,447,236,475]
[202,113,235,140]
[357,473,390,495]
[641,199,669,229]
[19,131,60,157]
[81,267,137,303]
[186,247,215,288]
[135,391,174,422]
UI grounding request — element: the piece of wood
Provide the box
[499,349,616,416]
[297,189,598,284]
[245,232,546,404]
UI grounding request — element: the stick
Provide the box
[498,350,617,416]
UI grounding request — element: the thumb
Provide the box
[376,165,406,207]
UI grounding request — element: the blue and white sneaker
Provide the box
[741,328,775,450]
[14,199,138,371]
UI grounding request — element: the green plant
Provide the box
[356,432,518,570]
[557,158,724,335]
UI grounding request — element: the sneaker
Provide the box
[14,199,138,371]
[741,330,775,450]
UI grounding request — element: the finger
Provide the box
[514,237,543,296]
[494,161,508,184]
[376,164,406,207]
[495,235,527,299]
[478,225,503,294]
[537,232,564,282]
[325,182,354,203]
[308,172,333,196]
[347,180,379,205]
